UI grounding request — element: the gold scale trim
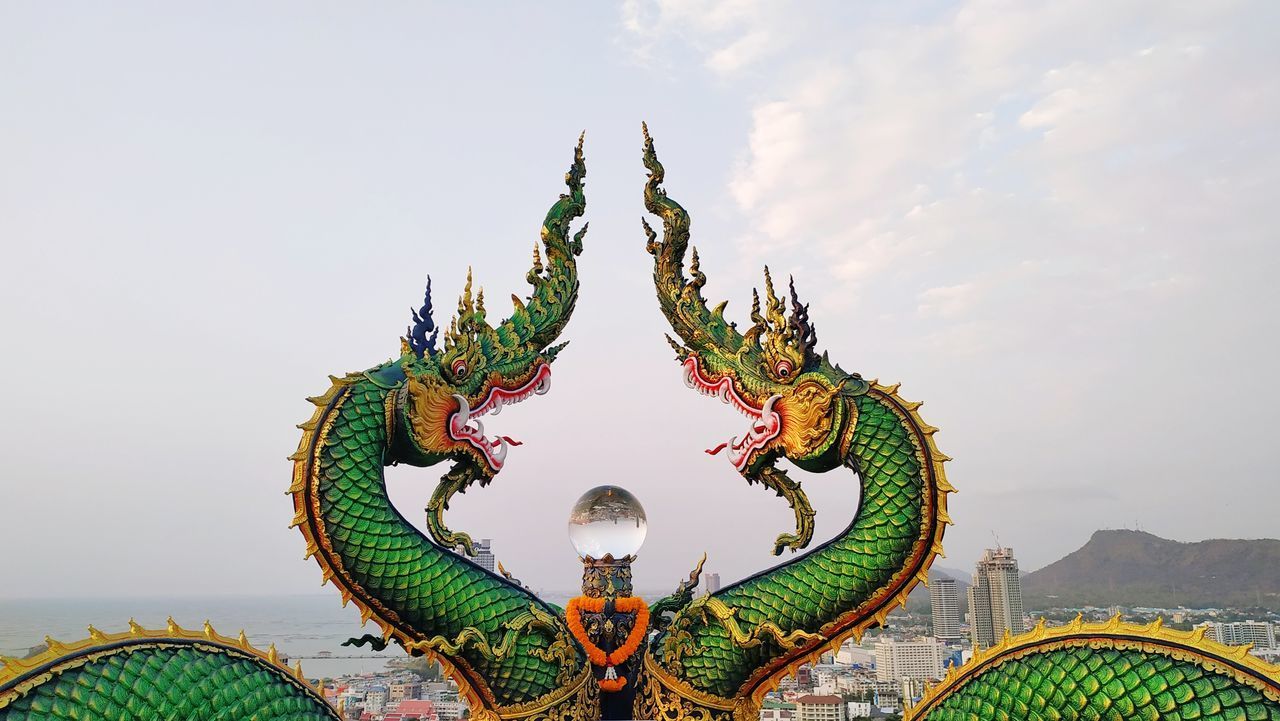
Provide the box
[637,651,744,721]
[474,665,597,721]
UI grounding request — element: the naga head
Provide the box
[642,125,866,550]
[388,136,586,486]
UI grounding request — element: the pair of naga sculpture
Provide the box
[3,129,1278,721]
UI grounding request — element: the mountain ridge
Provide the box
[1022,529,1280,610]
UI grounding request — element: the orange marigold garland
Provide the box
[565,596,649,692]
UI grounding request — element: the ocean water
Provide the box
[0,595,397,678]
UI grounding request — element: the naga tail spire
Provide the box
[495,131,587,357]
[643,123,748,362]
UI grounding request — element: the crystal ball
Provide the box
[567,485,648,560]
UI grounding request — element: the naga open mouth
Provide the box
[449,363,552,471]
[681,356,781,472]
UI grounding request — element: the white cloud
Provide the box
[617,0,794,74]
[706,30,772,74]
[919,283,977,319]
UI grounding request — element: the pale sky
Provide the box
[1,2,1276,601]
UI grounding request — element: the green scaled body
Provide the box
[926,647,1275,720]
[908,620,1280,721]
[0,626,339,720]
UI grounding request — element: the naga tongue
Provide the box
[500,436,523,447]
[706,442,730,456]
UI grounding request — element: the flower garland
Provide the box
[565,596,650,692]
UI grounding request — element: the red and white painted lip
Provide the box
[682,356,781,471]
[449,363,551,471]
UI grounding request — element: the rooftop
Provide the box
[795,694,843,704]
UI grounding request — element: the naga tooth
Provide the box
[761,394,781,417]
[491,437,508,465]
[472,420,484,438]
[451,394,471,425]
[535,374,551,395]
[490,398,502,416]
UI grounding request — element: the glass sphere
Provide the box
[567,485,647,560]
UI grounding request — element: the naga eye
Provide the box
[774,360,793,378]
[451,359,469,378]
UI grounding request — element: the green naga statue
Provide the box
[286,136,592,720]
[634,124,953,720]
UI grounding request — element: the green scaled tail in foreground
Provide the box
[288,137,590,716]
[0,621,339,720]
[907,618,1280,721]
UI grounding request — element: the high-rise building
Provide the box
[874,638,945,683]
[473,538,495,572]
[1197,621,1277,649]
[929,577,962,641]
[703,572,721,594]
[967,547,1025,649]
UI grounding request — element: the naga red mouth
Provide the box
[448,363,551,471]
[682,356,781,471]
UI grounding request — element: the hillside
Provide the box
[1023,530,1280,610]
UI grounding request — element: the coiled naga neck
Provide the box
[289,137,595,718]
[636,124,954,719]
